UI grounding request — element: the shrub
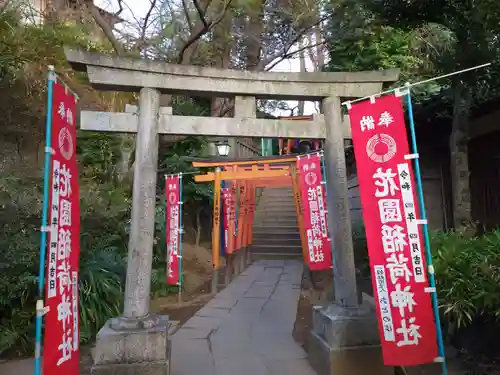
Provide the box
[0,7,209,357]
[350,222,500,336]
[0,174,129,356]
[431,229,500,330]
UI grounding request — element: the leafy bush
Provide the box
[0,173,129,356]
[431,229,500,330]
[0,5,211,358]
[350,222,500,337]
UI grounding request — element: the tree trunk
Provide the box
[315,25,325,70]
[244,0,265,70]
[117,134,135,182]
[211,10,233,117]
[297,37,306,116]
[196,207,203,246]
[449,80,472,228]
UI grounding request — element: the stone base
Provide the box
[90,314,171,375]
[91,362,169,375]
[307,302,393,375]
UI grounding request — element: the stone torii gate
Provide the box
[65,47,399,375]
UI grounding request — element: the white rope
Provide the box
[50,66,80,101]
[342,62,491,106]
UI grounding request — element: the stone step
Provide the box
[253,231,300,240]
[255,211,297,216]
[256,213,297,219]
[260,194,294,199]
[253,225,299,234]
[256,204,296,209]
[253,237,301,246]
[262,188,293,194]
[251,253,303,261]
[258,221,298,228]
[252,244,303,254]
[257,200,295,210]
[258,222,298,228]
[256,209,297,215]
[254,230,300,237]
[256,216,297,222]
[259,193,294,198]
[256,215,298,222]
[257,206,296,212]
[258,198,295,202]
[257,205,296,210]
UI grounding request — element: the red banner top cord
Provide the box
[348,94,438,366]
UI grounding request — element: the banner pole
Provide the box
[34,66,55,375]
[405,89,447,375]
[178,173,184,304]
[318,151,338,278]
[320,150,328,198]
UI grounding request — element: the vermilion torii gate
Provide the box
[65,47,399,375]
[192,158,301,291]
[195,164,291,287]
[190,156,309,279]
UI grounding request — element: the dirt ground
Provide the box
[152,242,215,319]
[292,269,333,352]
[80,243,216,373]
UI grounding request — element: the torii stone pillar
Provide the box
[65,47,398,375]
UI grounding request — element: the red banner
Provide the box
[348,94,438,366]
[165,175,180,285]
[222,188,236,254]
[44,81,81,375]
[231,185,238,250]
[296,154,332,271]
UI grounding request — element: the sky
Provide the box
[95,0,318,115]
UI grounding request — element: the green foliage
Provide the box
[0,171,129,356]
[77,132,123,183]
[362,0,500,106]
[324,0,447,100]
[78,247,125,344]
[158,136,213,207]
[350,222,500,335]
[431,230,500,330]
[0,7,210,357]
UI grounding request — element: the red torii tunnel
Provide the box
[190,154,309,292]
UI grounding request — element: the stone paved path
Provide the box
[170,259,317,375]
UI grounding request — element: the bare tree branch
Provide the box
[119,0,148,37]
[193,0,209,28]
[258,13,331,70]
[177,0,233,64]
[182,0,193,32]
[86,3,124,55]
[138,0,157,53]
[264,39,326,71]
[116,0,124,15]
